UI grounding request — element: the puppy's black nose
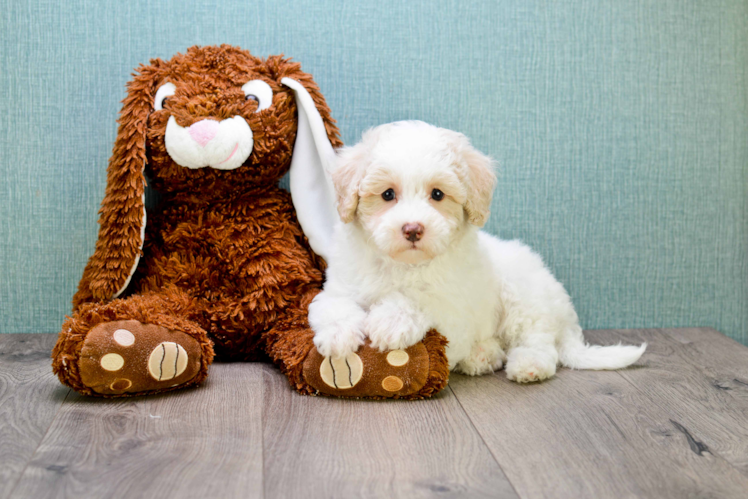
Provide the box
[402,223,424,242]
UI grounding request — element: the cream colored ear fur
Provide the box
[331,144,369,224]
[447,131,497,227]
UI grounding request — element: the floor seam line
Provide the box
[448,381,523,499]
[261,365,267,499]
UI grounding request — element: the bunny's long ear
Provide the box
[72,65,158,309]
[281,77,340,263]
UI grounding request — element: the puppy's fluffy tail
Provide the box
[558,332,646,370]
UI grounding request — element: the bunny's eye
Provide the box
[154,82,176,111]
[242,80,273,112]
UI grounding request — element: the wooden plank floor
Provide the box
[2,328,748,498]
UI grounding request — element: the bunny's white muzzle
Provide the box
[164,116,253,171]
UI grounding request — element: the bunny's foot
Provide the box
[301,329,449,399]
[265,292,449,400]
[53,298,214,397]
[79,320,206,395]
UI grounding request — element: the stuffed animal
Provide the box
[52,45,449,399]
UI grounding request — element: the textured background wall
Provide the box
[1,0,746,343]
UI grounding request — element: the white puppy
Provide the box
[309,121,645,382]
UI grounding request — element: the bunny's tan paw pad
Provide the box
[302,340,443,399]
[77,320,205,396]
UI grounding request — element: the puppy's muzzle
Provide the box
[402,223,424,242]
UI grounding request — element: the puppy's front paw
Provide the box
[505,347,557,383]
[312,321,365,358]
[365,299,429,352]
[309,295,367,358]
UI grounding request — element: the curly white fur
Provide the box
[310,121,646,382]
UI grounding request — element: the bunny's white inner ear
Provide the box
[281,77,338,262]
[112,194,146,298]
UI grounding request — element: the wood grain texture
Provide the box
[586,328,748,476]
[449,332,748,498]
[4,328,748,498]
[10,362,265,499]
[261,365,516,499]
[0,334,68,499]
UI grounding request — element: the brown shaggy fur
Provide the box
[52,45,449,398]
[55,289,214,397]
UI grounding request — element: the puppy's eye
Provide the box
[382,189,396,201]
[242,80,273,112]
[154,82,176,111]
[431,188,445,201]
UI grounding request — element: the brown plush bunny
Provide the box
[52,45,449,399]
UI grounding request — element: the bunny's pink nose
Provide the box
[188,119,220,147]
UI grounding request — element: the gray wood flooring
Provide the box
[2,328,747,498]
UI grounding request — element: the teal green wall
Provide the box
[1,1,746,343]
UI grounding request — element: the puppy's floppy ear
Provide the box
[281,70,343,262]
[72,63,162,309]
[449,131,497,227]
[330,144,367,223]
